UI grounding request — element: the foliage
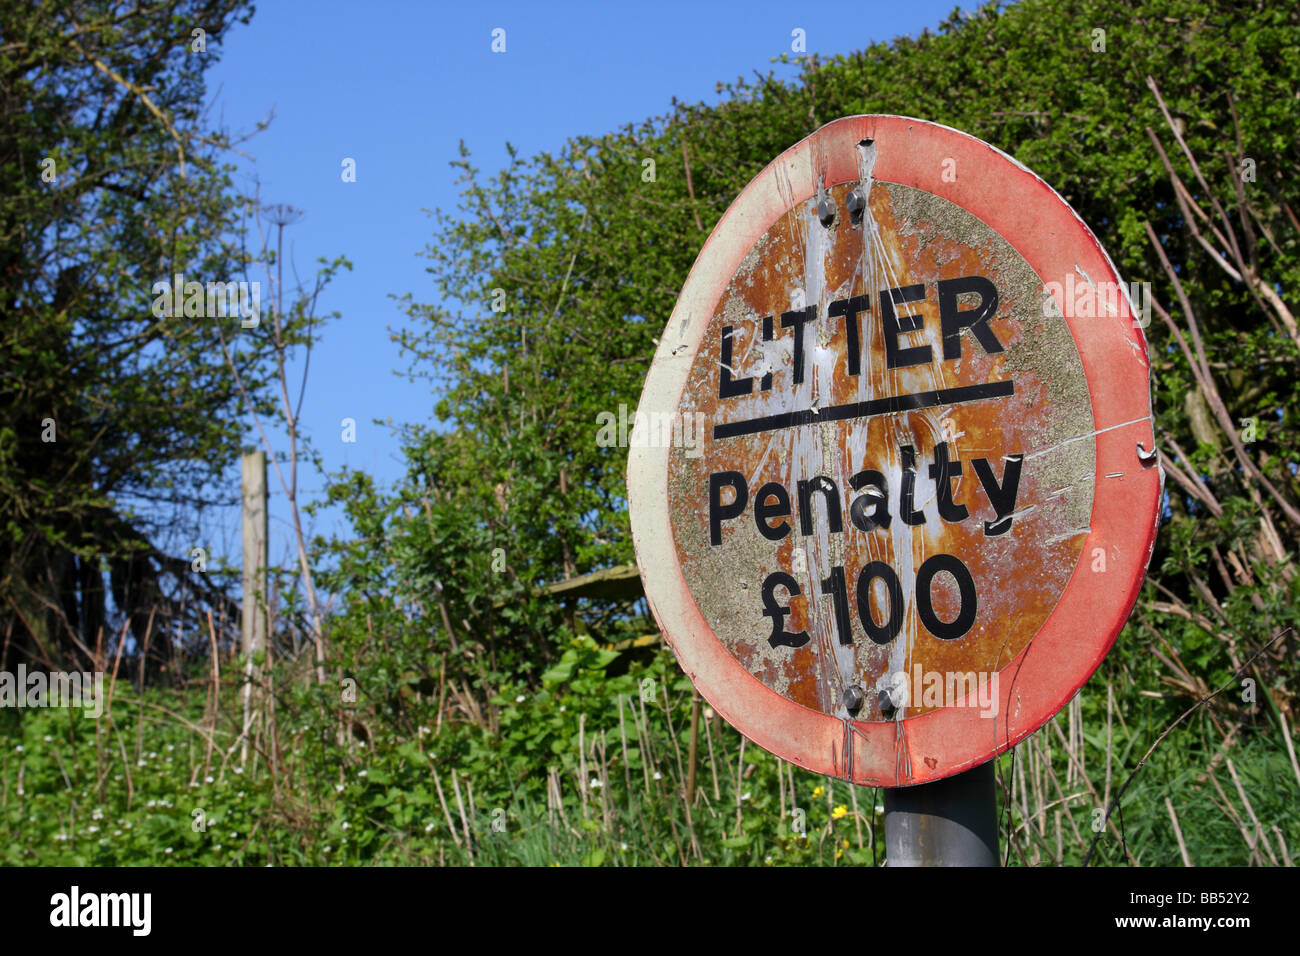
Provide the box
[3,629,1295,866]
[0,0,273,668]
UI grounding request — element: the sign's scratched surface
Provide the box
[628,116,1163,786]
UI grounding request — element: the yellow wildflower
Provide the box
[812,785,825,798]
[831,804,848,819]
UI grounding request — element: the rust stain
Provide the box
[665,172,1095,725]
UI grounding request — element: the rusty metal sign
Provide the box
[627,116,1162,787]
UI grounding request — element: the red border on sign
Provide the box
[628,116,1162,787]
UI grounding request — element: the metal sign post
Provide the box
[885,761,998,866]
[628,115,1161,863]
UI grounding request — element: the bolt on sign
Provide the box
[628,116,1163,787]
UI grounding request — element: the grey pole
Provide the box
[884,760,999,866]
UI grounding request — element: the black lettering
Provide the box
[820,566,853,646]
[938,275,1004,360]
[760,315,774,391]
[848,470,891,532]
[754,482,792,541]
[856,562,904,645]
[827,295,869,377]
[781,306,818,385]
[719,325,753,398]
[916,553,977,640]
[899,445,926,526]
[709,471,748,545]
[927,441,969,523]
[796,475,843,536]
[881,284,931,369]
[972,454,1023,536]
[762,572,809,648]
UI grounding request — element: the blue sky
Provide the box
[201,0,970,568]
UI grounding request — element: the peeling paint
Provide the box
[628,115,1163,787]
[666,176,1096,721]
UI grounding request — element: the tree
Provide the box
[0,1,272,672]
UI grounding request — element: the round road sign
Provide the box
[627,115,1163,787]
